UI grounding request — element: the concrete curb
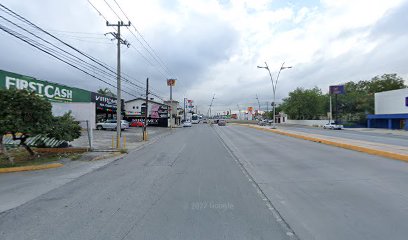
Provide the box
[238,124,408,162]
[0,163,63,174]
[90,152,124,161]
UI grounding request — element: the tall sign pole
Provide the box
[167,79,176,129]
[106,21,131,148]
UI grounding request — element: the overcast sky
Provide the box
[1,0,407,113]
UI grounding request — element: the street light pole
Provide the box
[257,62,292,128]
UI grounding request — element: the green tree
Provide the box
[46,112,81,142]
[0,89,53,157]
[281,87,327,120]
[0,89,82,161]
[367,73,406,93]
[97,87,116,97]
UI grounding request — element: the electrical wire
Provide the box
[113,0,176,78]
[85,1,167,100]
[0,3,166,101]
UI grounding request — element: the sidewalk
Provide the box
[240,124,408,162]
[0,127,175,213]
[71,127,172,150]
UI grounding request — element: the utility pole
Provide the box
[170,83,173,129]
[266,101,269,112]
[209,94,215,118]
[143,78,149,141]
[106,21,131,148]
[184,97,187,121]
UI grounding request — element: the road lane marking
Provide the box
[212,125,300,240]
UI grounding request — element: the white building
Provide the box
[367,88,408,130]
[125,98,170,127]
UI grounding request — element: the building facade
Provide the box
[0,69,123,129]
[125,98,169,127]
[367,88,408,130]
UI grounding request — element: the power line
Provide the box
[86,0,168,99]
[0,2,167,101]
[113,0,175,78]
[1,3,167,101]
[0,8,143,98]
[0,23,139,98]
[102,0,171,79]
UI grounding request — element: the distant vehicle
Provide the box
[218,119,226,126]
[96,120,129,130]
[191,114,200,124]
[323,122,343,130]
[258,119,267,126]
[183,120,192,127]
[130,121,144,127]
[202,118,208,123]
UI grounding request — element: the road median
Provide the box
[237,124,408,162]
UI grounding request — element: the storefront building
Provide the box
[367,88,408,130]
[91,92,124,123]
[0,69,123,129]
[125,98,169,127]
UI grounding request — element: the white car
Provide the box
[183,120,192,127]
[96,120,129,130]
[323,122,343,130]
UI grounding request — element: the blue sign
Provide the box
[406,97,408,107]
[329,85,346,94]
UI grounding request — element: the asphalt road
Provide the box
[217,124,408,240]
[0,124,293,240]
[279,125,408,146]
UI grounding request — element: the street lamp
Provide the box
[257,62,292,128]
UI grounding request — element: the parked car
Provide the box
[202,118,208,123]
[323,122,343,130]
[130,121,144,127]
[96,120,129,130]
[258,119,267,126]
[183,120,192,127]
[218,119,226,126]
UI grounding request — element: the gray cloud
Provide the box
[0,0,407,112]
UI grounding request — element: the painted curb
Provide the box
[0,163,63,174]
[239,124,408,162]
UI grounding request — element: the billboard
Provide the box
[167,79,176,86]
[329,85,346,94]
[0,69,91,102]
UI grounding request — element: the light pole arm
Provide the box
[274,62,285,93]
[264,62,275,93]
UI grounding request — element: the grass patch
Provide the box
[0,148,83,168]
